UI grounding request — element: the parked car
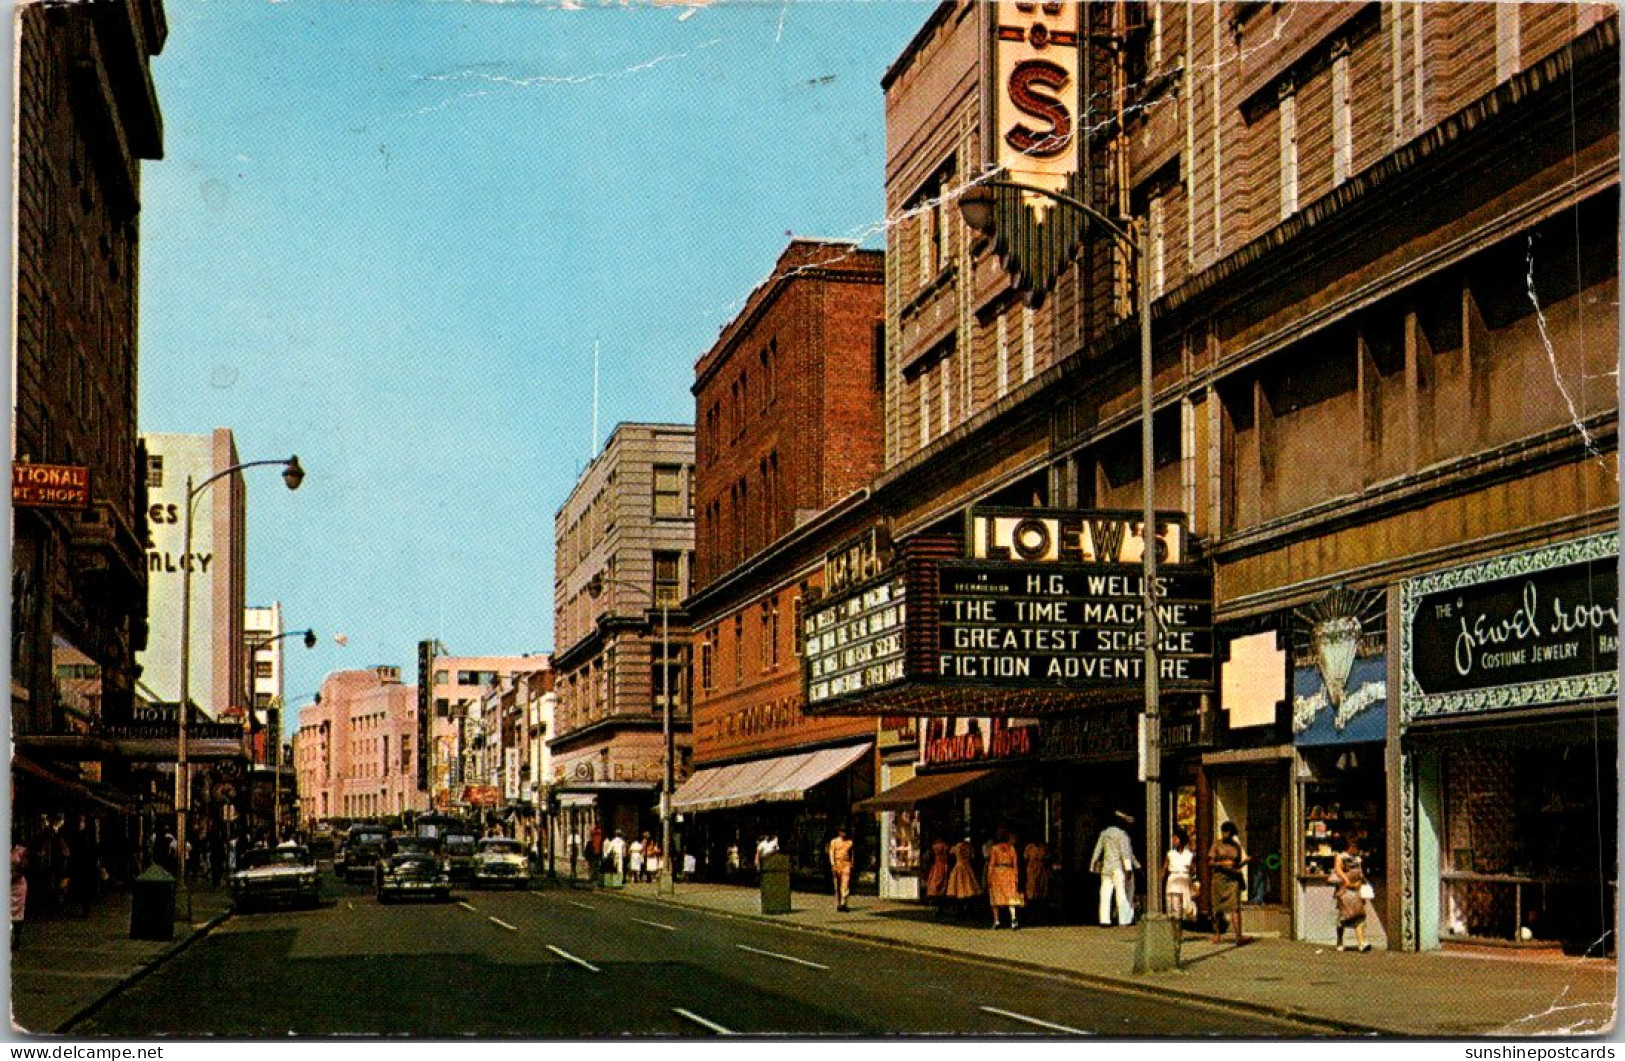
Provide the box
[443,829,480,881]
[229,845,321,911]
[336,823,392,881]
[471,837,530,889]
[375,836,451,903]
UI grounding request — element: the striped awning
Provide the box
[671,743,871,814]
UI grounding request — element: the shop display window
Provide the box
[887,809,920,875]
[1302,780,1382,877]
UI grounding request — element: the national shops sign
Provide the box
[12,463,90,509]
[1401,533,1619,721]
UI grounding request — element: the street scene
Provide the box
[10,0,1621,1043]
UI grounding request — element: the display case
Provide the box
[1302,783,1380,877]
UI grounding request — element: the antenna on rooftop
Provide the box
[591,338,600,461]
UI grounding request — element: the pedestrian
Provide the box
[1022,837,1051,909]
[1330,834,1372,952]
[924,836,950,914]
[603,830,626,885]
[628,834,646,883]
[827,826,854,911]
[1164,826,1196,927]
[945,834,982,918]
[985,827,1022,930]
[1090,811,1139,926]
[68,814,99,918]
[754,832,779,874]
[645,838,662,883]
[726,838,741,879]
[11,840,28,948]
[1208,820,1250,945]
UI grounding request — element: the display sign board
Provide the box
[12,463,90,509]
[805,578,908,707]
[920,715,1039,769]
[1401,533,1619,722]
[969,507,1186,565]
[823,526,894,599]
[936,561,1215,689]
[415,639,435,791]
[992,2,1081,205]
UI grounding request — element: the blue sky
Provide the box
[137,1,931,728]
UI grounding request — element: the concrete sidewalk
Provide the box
[607,879,1617,1037]
[10,882,232,1035]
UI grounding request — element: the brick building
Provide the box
[804,2,1616,952]
[552,423,696,855]
[10,0,167,843]
[679,239,889,888]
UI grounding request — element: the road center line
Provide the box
[457,901,478,912]
[735,943,829,970]
[488,916,518,932]
[546,944,602,973]
[978,1005,1091,1036]
[672,1008,735,1036]
[630,917,678,932]
[565,900,595,911]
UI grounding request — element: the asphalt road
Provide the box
[74,870,1314,1037]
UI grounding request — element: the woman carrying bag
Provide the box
[1330,835,1373,952]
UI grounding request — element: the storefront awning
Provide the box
[672,743,871,814]
[852,769,991,812]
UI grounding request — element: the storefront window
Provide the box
[887,810,920,875]
[1213,768,1287,906]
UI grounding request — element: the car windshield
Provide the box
[446,836,476,854]
[392,839,439,856]
[241,848,311,869]
[480,840,523,856]
[352,831,389,844]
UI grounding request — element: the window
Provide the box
[1149,195,1166,296]
[759,602,773,671]
[433,670,448,685]
[254,660,274,680]
[767,598,780,669]
[760,340,777,410]
[1494,3,1519,83]
[733,613,744,685]
[146,455,163,489]
[996,313,1011,397]
[653,642,682,713]
[1021,305,1036,382]
[700,628,716,692]
[1332,47,1353,186]
[1279,84,1299,219]
[654,551,681,607]
[653,464,684,518]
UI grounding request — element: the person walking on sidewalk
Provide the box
[1209,820,1250,945]
[1330,835,1372,952]
[827,826,854,911]
[11,840,28,948]
[945,835,982,919]
[1091,811,1140,926]
[985,827,1022,930]
[1022,837,1051,911]
[628,834,646,884]
[1164,826,1196,927]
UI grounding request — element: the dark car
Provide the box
[229,845,321,910]
[443,831,480,881]
[375,836,450,903]
[337,824,392,881]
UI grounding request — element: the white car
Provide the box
[471,837,530,889]
[230,845,321,910]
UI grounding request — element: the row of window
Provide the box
[696,583,809,694]
[700,451,781,580]
[703,340,780,466]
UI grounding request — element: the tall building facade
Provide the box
[416,649,552,812]
[293,665,426,826]
[806,2,1618,953]
[552,423,695,848]
[11,0,166,793]
[680,239,888,888]
[137,430,248,720]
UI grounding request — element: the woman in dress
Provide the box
[985,827,1023,930]
[924,837,951,912]
[644,839,662,883]
[945,834,983,918]
[1022,838,1051,909]
[628,834,647,883]
[1330,835,1371,952]
[1164,826,1196,929]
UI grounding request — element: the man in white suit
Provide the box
[1090,811,1140,926]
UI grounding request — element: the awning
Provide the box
[672,742,871,814]
[852,769,991,812]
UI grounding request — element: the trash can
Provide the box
[759,852,791,915]
[130,865,176,941]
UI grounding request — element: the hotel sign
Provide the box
[805,578,908,707]
[1401,533,1619,721]
[936,561,1215,690]
[12,463,90,509]
[993,2,1081,205]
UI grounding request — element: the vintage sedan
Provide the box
[375,836,451,903]
[471,837,530,889]
[336,823,392,881]
[229,845,321,910]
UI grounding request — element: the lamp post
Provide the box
[245,628,317,843]
[960,180,1175,972]
[177,455,304,918]
[586,571,676,895]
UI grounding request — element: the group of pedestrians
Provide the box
[921,827,1054,929]
[626,832,665,884]
[10,812,107,947]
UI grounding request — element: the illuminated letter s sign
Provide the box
[1004,58,1072,159]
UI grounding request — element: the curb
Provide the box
[52,907,235,1035]
[608,889,1393,1038]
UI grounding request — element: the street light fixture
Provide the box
[586,571,677,895]
[176,455,304,918]
[960,178,1175,972]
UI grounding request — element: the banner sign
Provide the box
[12,463,90,509]
[993,2,1081,207]
[936,561,1215,689]
[969,507,1187,565]
[1401,533,1619,722]
[823,526,894,599]
[416,640,435,791]
[920,715,1039,769]
[805,578,908,706]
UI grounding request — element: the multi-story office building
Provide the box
[10,0,167,840]
[415,648,551,812]
[552,423,695,848]
[293,665,425,826]
[680,239,889,889]
[808,2,1617,952]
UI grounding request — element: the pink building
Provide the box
[293,665,426,827]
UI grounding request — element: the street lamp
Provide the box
[585,571,677,895]
[960,179,1175,972]
[246,628,318,845]
[176,455,304,918]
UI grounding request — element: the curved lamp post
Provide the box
[177,455,304,917]
[961,180,1175,972]
[244,628,317,843]
[586,571,676,895]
